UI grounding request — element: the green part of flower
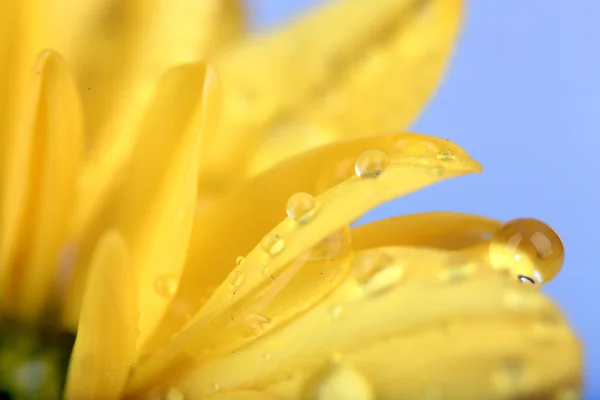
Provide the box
[0,319,75,400]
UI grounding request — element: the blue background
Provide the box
[248,0,600,397]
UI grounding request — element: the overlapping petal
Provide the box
[0,51,83,321]
[200,0,463,190]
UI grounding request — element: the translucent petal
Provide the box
[64,231,137,400]
[170,247,582,398]
[351,212,501,251]
[70,0,243,237]
[62,63,217,346]
[0,51,83,320]
[202,0,463,189]
[126,134,481,391]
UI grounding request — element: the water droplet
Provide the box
[529,313,564,345]
[329,304,343,318]
[362,266,404,296]
[286,192,318,223]
[235,256,246,266]
[262,353,272,361]
[489,218,564,284]
[260,264,271,276]
[208,382,220,393]
[432,166,445,176]
[315,367,374,400]
[355,149,390,178]
[391,138,440,157]
[491,359,526,396]
[436,149,455,161]
[309,225,352,261]
[437,257,477,283]
[154,274,179,299]
[227,268,244,287]
[164,388,184,400]
[243,313,271,337]
[555,387,580,400]
[261,233,286,256]
[352,251,395,284]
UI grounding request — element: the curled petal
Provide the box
[202,0,462,188]
[171,247,582,399]
[127,134,481,391]
[63,63,218,348]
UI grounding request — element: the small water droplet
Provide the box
[362,266,404,296]
[286,192,318,223]
[227,268,244,287]
[491,359,526,396]
[391,138,441,157]
[261,233,286,256]
[437,258,477,283]
[309,225,352,261]
[208,382,220,393]
[262,353,272,361]
[235,256,246,266]
[315,367,374,400]
[352,251,394,284]
[432,166,445,176]
[489,218,565,284]
[436,149,455,161]
[554,387,580,400]
[164,387,184,400]
[329,304,343,318]
[243,313,271,337]
[154,274,179,299]
[355,149,390,178]
[260,264,271,276]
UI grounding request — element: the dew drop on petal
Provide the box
[315,367,374,400]
[432,166,445,176]
[227,268,245,287]
[436,149,455,161]
[362,266,404,296]
[437,257,477,284]
[491,359,527,396]
[154,274,179,299]
[391,138,440,157]
[235,256,246,266]
[329,304,343,318]
[243,313,271,337]
[164,388,184,400]
[489,218,565,284]
[286,192,318,223]
[261,233,286,256]
[355,149,390,178]
[352,251,395,284]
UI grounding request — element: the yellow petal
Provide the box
[171,247,582,398]
[64,230,137,400]
[351,212,501,251]
[63,63,217,346]
[70,0,242,236]
[127,134,481,391]
[0,50,83,320]
[200,390,284,400]
[202,0,462,189]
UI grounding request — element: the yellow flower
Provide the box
[0,0,582,399]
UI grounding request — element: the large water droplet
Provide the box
[352,251,394,284]
[154,274,179,299]
[362,266,404,296]
[315,367,374,400]
[286,192,318,223]
[243,313,271,337]
[489,218,564,285]
[355,149,390,178]
[261,233,286,256]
